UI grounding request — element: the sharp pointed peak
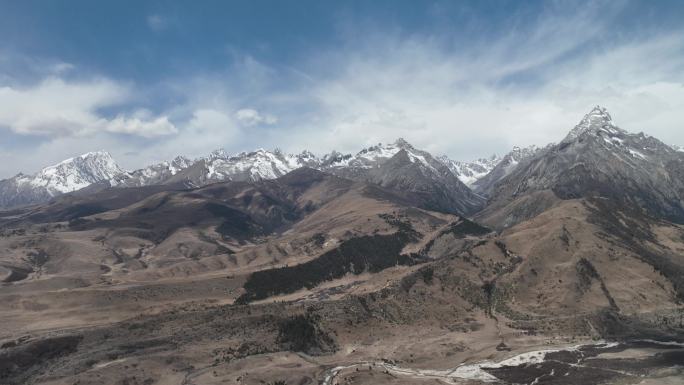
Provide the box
[564,105,623,142]
[585,105,612,121]
[209,148,228,158]
[79,150,113,158]
[393,137,412,147]
[298,149,315,156]
[52,150,117,168]
[172,155,190,161]
[590,104,608,112]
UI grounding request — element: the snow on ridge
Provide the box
[17,150,124,194]
[353,140,406,166]
[437,154,501,186]
[3,138,537,202]
[564,105,626,143]
[201,147,308,182]
[323,138,440,172]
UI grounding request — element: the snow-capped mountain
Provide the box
[158,138,486,214]
[472,144,547,196]
[119,149,320,188]
[437,155,501,186]
[331,139,485,213]
[205,149,300,181]
[0,138,490,215]
[558,106,673,166]
[187,138,485,214]
[328,139,410,168]
[478,105,684,227]
[177,148,306,186]
[563,105,620,142]
[118,156,192,187]
[322,138,442,172]
[350,140,486,215]
[0,151,125,208]
[31,151,123,193]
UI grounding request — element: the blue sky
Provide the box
[1,0,684,177]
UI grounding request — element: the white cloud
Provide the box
[49,62,74,75]
[131,108,242,165]
[234,108,277,126]
[0,76,177,138]
[0,108,241,177]
[101,115,177,137]
[147,14,168,32]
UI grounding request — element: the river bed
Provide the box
[322,340,684,384]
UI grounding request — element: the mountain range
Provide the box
[2,106,684,385]
[0,137,533,211]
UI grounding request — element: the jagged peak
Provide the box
[48,151,120,173]
[588,105,612,120]
[491,145,542,166]
[321,150,351,161]
[393,137,414,148]
[208,147,297,163]
[509,144,539,155]
[79,150,113,158]
[171,155,191,163]
[54,150,114,166]
[208,148,228,159]
[297,150,316,158]
[168,156,192,172]
[322,149,344,158]
[564,105,625,142]
[10,149,126,194]
[356,138,418,159]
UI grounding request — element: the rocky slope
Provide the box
[472,144,548,196]
[438,154,501,186]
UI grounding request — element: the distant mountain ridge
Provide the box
[473,144,550,196]
[0,138,494,211]
[438,154,501,186]
[325,139,486,215]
